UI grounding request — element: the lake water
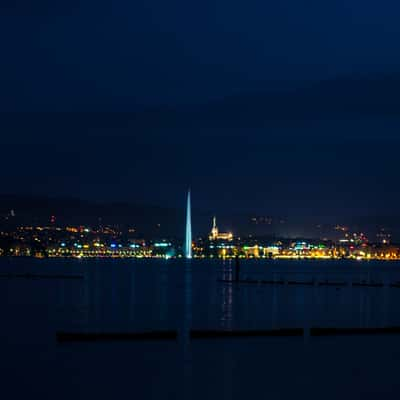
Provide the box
[1,258,400,399]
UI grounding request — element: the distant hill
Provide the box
[0,194,182,238]
[2,194,400,241]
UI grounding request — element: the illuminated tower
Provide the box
[208,215,233,241]
[211,216,218,240]
[185,189,192,259]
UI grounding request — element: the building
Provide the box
[208,216,233,241]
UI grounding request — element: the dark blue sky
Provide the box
[1,0,400,217]
[2,0,400,108]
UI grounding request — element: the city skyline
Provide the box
[0,189,397,261]
[1,191,400,240]
[1,213,398,260]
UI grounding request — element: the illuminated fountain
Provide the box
[185,189,192,259]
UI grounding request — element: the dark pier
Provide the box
[190,328,304,339]
[56,331,178,342]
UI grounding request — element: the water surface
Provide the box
[1,258,400,399]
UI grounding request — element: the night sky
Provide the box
[2,0,400,218]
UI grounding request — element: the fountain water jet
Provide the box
[185,189,192,259]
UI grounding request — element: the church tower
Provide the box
[210,216,219,240]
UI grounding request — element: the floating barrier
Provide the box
[192,326,400,339]
[56,331,178,342]
[310,327,400,336]
[317,281,347,287]
[218,279,284,285]
[190,328,303,339]
[218,279,391,288]
[287,281,314,285]
[352,282,384,287]
[0,273,84,280]
[57,326,400,342]
[389,283,400,288]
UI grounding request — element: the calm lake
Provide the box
[1,258,400,399]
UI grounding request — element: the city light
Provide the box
[2,219,400,261]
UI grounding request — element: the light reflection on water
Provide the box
[2,258,400,331]
[2,258,400,399]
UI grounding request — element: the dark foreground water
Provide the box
[1,258,400,399]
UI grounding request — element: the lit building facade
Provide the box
[209,216,233,241]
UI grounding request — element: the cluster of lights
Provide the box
[4,221,400,261]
